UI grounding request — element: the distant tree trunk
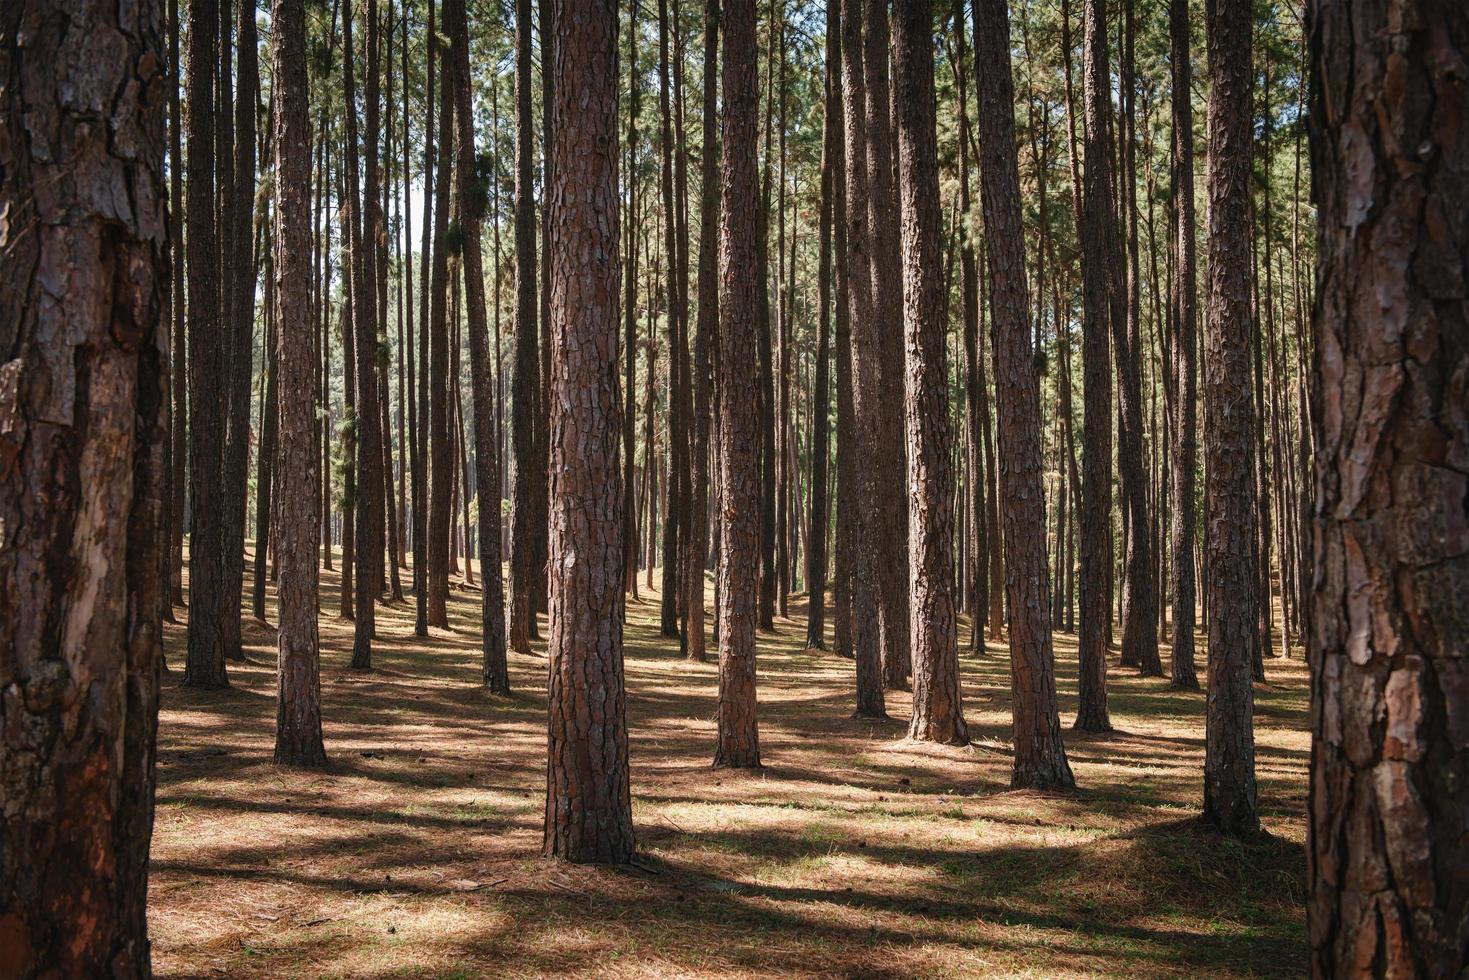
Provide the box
[1074,0,1115,733]
[687,0,720,662]
[805,0,836,653]
[184,0,229,688]
[1201,0,1257,836]
[543,0,636,862]
[657,0,683,639]
[756,10,777,635]
[447,0,510,693]
[270,0,328,768]
[220,0,259,666]
[972,0,1075,790]
[0,0,166,965]
[413,0,437,637]
[427,15,456,630]
[1307,0,1469,970]
[533,0,554,632]
[348,0,386,669]
[169,0,188,610]
[841,0,886,717]
[1167,0,1199,691]
[863,0,910,692]
[713,0,764,768]
[954,0,987,651]
[624,0,643,597]
[253,268,279,621]
[508,0,540,654]
[892,0,966,746]
[830,0,853,662]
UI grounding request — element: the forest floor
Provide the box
[151,552,1309,978]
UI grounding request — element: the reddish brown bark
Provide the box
[1202,0,1258,836]
[972,0,1074,790]
[714,0,764,767]
[892,0,966,747]
[270,0,328,768]
[543,0,635,862]
[1306,0,1469,972]
[0,0,167,967]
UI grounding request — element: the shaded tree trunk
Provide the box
[508,0,541,654]
[542,0,636,862]
[0,0,167,966]
[841,0,886,718]
[1167,0,1199,691]
[1201,0,1258,836]
[1074,0,1116,733]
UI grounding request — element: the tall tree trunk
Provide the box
[972,0,1075,790]
[1112,0,1161,677]
[0,0,166,964]
[805,0,835,653]
[863,0,909,691]
[1306,0,1468,969]
[830,0,853,662]
[270,0,328,768]
[623,0,643,597]
[414,0,437,636]
[1167,0,1199,691]
[714,0,764,767]
[169,0,188,610]
[687,0,720,661]
[892,0,965,746]
[1201,0,1258,836]
[841,0,887,718]
[252,265,279,621]
[1074,0,1116,732]
[447,0,510,693]
[426,10,456,630]
[508,0,541,653]
[542,0,636,862]
[657,0,683,639]
[184,0,229,688]
[349,0,387,668]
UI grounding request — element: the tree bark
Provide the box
[1167,0,1199,691]
[1074,0,1116,733]
[714,0,764,767]
[892,0,966,746]
[972,0,1075,790]
[543,0,636,862]
[508,0,541,654]
[1202,0,1258,836]
[0,0,167,966]
[427,11,456,630]
[1307,0,1469,971]
[841,0,886,718]
[270,0,328,768]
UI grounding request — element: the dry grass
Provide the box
[151,552,1308,978]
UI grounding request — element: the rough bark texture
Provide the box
[687,0,720,663]
[713,0,764,767]
[1306,0,1469,973]
[542,0,635,863]
[347,0,385,669]
[972,0,1074,790]
[270,0,327,768]
[657,0,683,640]
[508,0,540,655]
[1167,0,1199,691]
[863,0,910,693]
[183,0,228,688]
[1202,0,1258,836]
[891,0,966,747]
[0,0,167,969]
[841,0,886,718]
[1074,0,1114,733]
[426,12,456,631]
[447,0,509,693]
[805,0,836,653]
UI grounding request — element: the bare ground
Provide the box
[151,554,1308,978]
